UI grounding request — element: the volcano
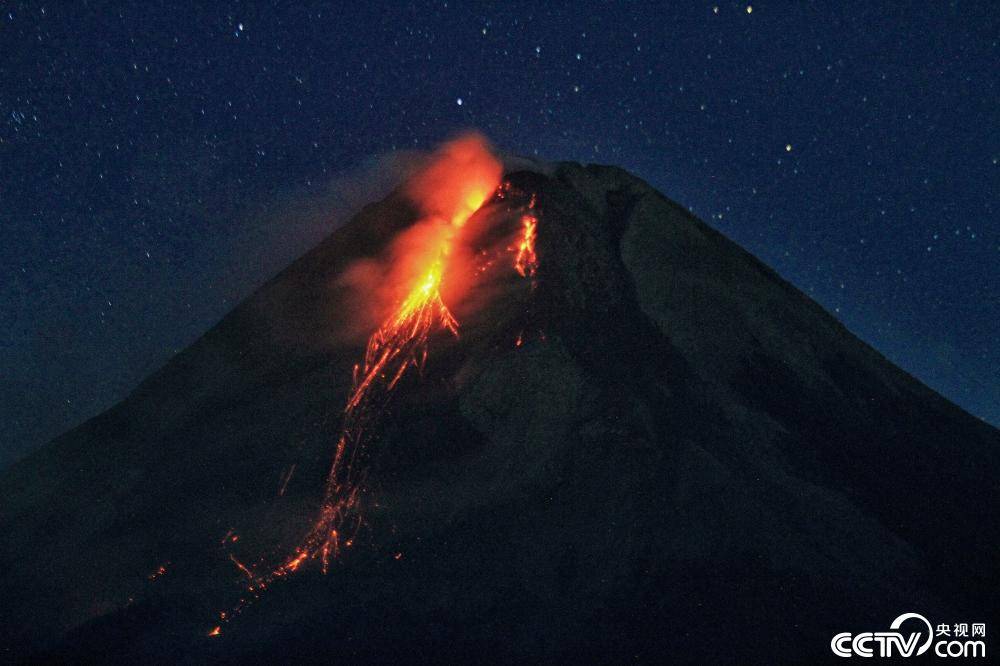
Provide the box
[2,149,997,664]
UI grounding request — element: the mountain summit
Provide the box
[2,153,997,663]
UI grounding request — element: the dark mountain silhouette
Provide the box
[2,162,997,663]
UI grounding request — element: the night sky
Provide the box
[2,2,997,467]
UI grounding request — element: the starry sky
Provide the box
[2,2,997,467]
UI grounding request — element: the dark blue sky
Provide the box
[2,2,997,466]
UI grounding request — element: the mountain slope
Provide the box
[2,162,997,663]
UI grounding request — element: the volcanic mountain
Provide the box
[2,154,997,664]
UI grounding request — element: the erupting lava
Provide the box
[210,135,540,634]
[274,134,505,578]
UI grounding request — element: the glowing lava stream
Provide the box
[273,160,509,581]
[209,137,540,636]
[277,225,467,579]
[514,194,539,279]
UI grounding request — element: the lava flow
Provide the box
[209,135,539,634]
[514,194,539,279]
[274,134,505,578]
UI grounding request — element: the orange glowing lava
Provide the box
[270,134,503,578]
[514,195,539,279]
[211,135,541,633]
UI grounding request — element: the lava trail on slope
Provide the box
[209,136,540,634]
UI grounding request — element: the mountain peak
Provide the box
[2,156,996,662]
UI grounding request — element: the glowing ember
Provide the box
[148,562,169,581]
[229,554,255,582]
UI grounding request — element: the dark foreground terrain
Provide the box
[2,162,997,663]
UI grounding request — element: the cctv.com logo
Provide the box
[831,612,987,658]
